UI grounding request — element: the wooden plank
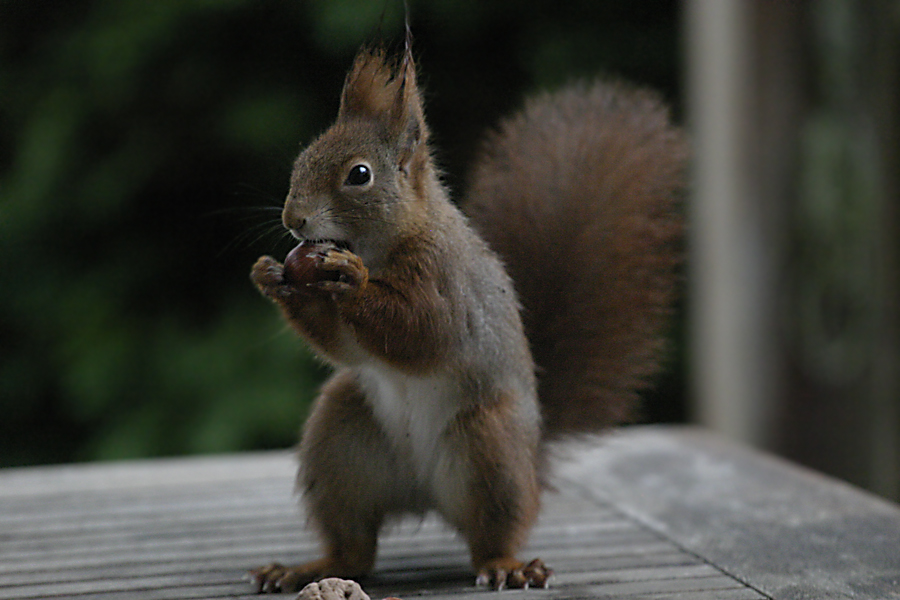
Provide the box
[0,428,789,599]
[562,426,900,600]
[0,452,295,498]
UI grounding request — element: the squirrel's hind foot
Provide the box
[475,557,552,590]
[248,558,339,594]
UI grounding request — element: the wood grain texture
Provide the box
[6,427,895,599]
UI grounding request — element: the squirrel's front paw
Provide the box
[250,256,295,299]
[312,248,369,295]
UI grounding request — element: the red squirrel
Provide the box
[249,41,686,592]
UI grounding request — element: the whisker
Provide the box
[215,216,290,259]
[247,222,291,248]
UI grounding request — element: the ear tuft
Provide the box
[338,44,428,174]
[338,47,398,119]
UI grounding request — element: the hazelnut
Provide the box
[282,241,339,286]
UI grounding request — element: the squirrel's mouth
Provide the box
[300,238,352,252]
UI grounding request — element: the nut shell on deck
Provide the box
[282,241,340,286]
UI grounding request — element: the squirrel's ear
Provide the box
[338,47,428,176]
[390,51,427,177]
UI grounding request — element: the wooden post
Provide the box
[684,0,899,500]
[685,0,781,447]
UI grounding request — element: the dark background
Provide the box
[0,0,685,467]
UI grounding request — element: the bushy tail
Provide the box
[464,82,687,440]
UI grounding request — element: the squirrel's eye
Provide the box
[345,163,372,187]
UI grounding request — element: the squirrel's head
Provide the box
[282,45,434,266]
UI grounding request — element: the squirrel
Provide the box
[249,40,686,593]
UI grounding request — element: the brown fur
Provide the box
[465,82,686,439]
[298,371,409,575]
[249,46,685,593]
[334,234,456,372]
[338,48,429,186]
[447,394,542,570]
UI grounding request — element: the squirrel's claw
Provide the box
[309,279,355,294]
[475,558,551,591]
[247,562,315,594]
[316,248,368,294]
[250,256,295,299]
[248,558,367,595]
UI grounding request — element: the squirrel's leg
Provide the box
[250,370,415,593]
[439,395,552,590]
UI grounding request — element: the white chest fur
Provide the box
[358,365,462,481]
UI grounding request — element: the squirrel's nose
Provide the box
[285,218,307,240]
[282,202,307,234]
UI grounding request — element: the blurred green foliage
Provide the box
[0,0,683,466]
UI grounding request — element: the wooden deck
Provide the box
[2,426,899,599]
